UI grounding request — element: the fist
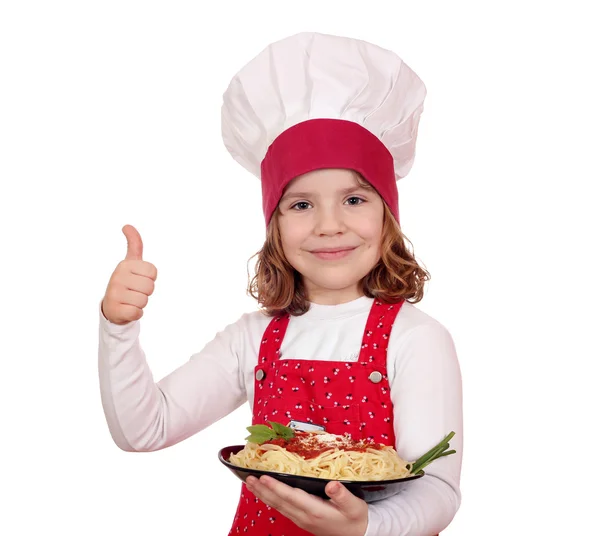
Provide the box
[101,224,158,325]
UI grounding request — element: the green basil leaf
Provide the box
[280,427,295,439]
[268,421,295,439]
[246,424,272,435]
[245,431,276,444]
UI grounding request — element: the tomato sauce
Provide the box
[262,431,383,460]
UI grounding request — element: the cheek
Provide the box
[359,218,383,247]
[279,220,307,253]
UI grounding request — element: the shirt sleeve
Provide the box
[97,299,247,452]
[364,321,463,536]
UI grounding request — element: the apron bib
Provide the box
[228,299,403,535]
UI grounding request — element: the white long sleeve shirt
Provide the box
[98,295,463,535]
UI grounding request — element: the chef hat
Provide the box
[221,32,427,226]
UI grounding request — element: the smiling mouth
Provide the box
[309,246,357,260]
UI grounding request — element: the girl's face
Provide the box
[277,168,384,305]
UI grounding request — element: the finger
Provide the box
[119,289,149,310]
[246,477,303,522]
[248,476,323,522]
[114,303,143,322]
[123,224,143,261]
[325,481,363,517]
[261,476,326,508]
[124,260,158,282]
[123,272,155,295]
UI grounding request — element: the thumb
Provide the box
[325,481,359,512]
[122,224,143,261]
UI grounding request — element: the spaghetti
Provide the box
[229,430,412,481]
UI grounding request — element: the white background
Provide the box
[1,1,599,534]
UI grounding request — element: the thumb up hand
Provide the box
[124,223,144,261]
[101,225,158,325]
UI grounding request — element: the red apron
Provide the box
[228,299,403,535]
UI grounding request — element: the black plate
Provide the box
[218,445,424,503]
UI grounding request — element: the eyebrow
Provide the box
[279,185,369,204]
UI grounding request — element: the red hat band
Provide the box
[260,118,399,226]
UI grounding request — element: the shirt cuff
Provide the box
[98,298,140,335]
[364,505,384,536]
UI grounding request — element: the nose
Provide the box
[314,205,346,236]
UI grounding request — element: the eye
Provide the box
[345,196,365,206]
[291,201,312,211]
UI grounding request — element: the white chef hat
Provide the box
[221,31,427,226]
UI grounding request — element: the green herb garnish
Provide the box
[245,421,296,444]
[409,431,456,474]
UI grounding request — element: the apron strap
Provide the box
[259,313,290,365]
[357,299,405,367]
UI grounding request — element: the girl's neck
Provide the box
[306,286,364,306]
[302,294,373,321]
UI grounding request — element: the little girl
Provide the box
[98,32,463,536]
